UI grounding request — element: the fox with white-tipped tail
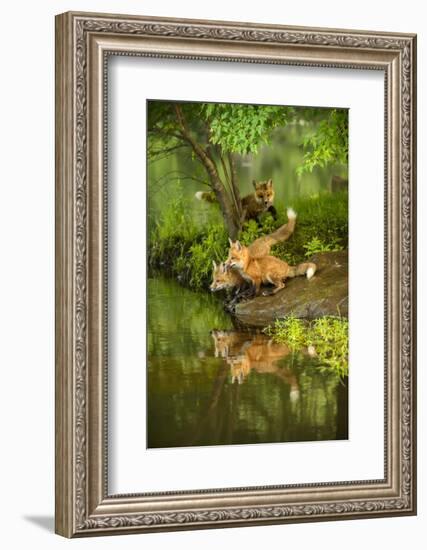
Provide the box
[210,208,299,298]
[225,239,316,297]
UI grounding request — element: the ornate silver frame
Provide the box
[55,11,417,537]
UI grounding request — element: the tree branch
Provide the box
[228,152,242,218]
[174,104,220,181]
[148,143,190,162]
[150,170,210,194]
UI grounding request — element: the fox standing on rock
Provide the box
[210,208,297,296]
[196,179,277,223]
[226,240,316,297]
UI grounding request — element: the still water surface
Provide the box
[147,277,348,449]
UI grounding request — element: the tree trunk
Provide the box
[228,153,242,220]
[209,173,240,240]
[174,104,241,239]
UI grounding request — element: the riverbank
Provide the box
[148,190,348,290]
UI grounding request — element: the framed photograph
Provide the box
[55,11,417,537]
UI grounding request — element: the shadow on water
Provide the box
[147,277,348,449]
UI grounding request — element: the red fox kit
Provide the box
[196,179,276,222]
[210,208,296,296]
[210,208,297,299]
[209,261,245,293]
[226,240,316,296]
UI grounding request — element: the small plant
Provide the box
[239,214,277,247]
[309,316,348,377]
[188,225,229,289]
[265,315,349,377]
[264,314,306,352]
[303,236,343,258]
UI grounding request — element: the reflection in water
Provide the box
[212,330,299,398]
[147,277,348,449]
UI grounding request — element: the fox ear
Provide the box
[252,179,258,189]
[267,179,273,187]
[228,238,234,247]
[212,260,217,270]
[235,240,242,251]
[220,263,226,273]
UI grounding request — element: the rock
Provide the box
[234,251,348,327]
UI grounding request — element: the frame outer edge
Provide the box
[409,34,417,514]
[55,12,76,538]
[54,10,417,537]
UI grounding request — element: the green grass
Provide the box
[264,314,349,378]
[148,190,348,290]
[271,190,348,265]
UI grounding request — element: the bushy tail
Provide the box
[195,191,216,203]
[269,208,297,245]
[287,262,316,280]
[248,208,297,259]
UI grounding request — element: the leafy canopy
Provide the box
[202,103,295,155]
[297,109,348,175]
[147,101,348,173]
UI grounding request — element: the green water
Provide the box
[147,277,348,449]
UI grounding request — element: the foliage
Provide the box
[265,315,307,352]
[309,316,349,377]
[296,109,349,176]
[148,102,348,168]
[239,214,277,247]
[203,103,295,155]
[188,225,230,288]
[303,236,344,257]
[148,186,229,289]
[148,101,349,238]
[271,190,348,265]
[265,315,349,378]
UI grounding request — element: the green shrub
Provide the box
[264,314,349,377]
[303,236,343,257]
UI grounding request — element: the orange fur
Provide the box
[226,241,316,296]
[240,179,275,222]
[211,331,298,391]
[209,261,244,293]
[196,179,276,222]
[247,207,296,258]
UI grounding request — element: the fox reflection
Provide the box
[210,329,250,358]
[211,330,300,399]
